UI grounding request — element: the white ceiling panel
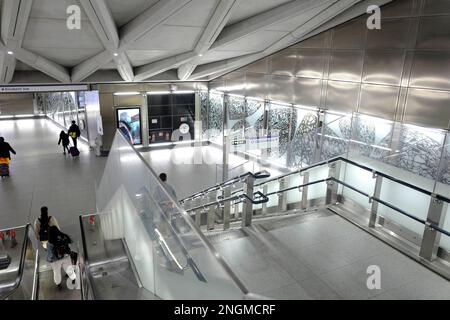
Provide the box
[127,49,181,67]
[199,50,256,64]
[132,25,203,51]
[227,0,292,25]
[266,4,331,32]
[15,60,35,71]
[164,0,219,27]
[217,30,289,52]
[106,0,159,28]
[30,0,88,20]
[23,18,104,50]
[26,48,105,67]
[0,0,374,84]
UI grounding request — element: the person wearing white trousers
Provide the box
[46,228,77,289]
[50,255,76,286]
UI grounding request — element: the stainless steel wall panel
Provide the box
[359,84,399,119]
[209,80,226,92]
[328,50,364,82]
[210,0,450,134]
[396,87,409,122]
[295,49,327,79]
[293,77,322,108]
[366,18,411,49]
[270,49,297,77]
[223,71,246,96]
[409,52,450,90]
[401,51,415,87]
[381,0,415,18]
[268,75,295,103]
[245,57,269,74]
[245,73,269,99]
[325,81,360,113]
[362,50,405,86]
[416,16,450,50]
[331,18,366,49]
[404,88,450,129]
[423,0,450,14]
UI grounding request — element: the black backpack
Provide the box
[54,232,72,259]
[39,216,51,241]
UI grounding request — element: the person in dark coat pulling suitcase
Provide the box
[58,131,70,155]
[68,121,81,149]
[0,137,16,178]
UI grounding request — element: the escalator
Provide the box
[0,225,39,300]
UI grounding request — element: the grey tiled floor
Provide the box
[208,211,450,300]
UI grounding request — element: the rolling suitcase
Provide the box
[0,163,9,177]
[69,146,80,157]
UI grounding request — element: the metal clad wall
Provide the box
[213,0,450,129]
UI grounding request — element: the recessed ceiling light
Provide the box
[113,53,119,56]
[198,53,203,57]
[7,51,13,55]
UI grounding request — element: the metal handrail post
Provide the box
[241,175,255,227]
[277,176,288,212]
[207,191,216,230]
[419,194,447,261]
[369,172,383,227]
[301,171,309,209]
[223,186,231,230]
[326,161,341,205]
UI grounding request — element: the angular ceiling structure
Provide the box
[0,0,391,84]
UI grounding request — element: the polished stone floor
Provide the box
[207,210,450,300]
[0,119,107,300]
[0,119,106,235]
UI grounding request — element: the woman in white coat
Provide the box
[46,226,76,290]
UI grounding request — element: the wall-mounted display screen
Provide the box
[148,93,195,144]
[116,107,142,145]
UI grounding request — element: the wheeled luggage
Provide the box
[0,163,9,177]
[69,146,80,157]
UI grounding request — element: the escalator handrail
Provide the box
[1,224,31,300]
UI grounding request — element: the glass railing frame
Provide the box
[92,129,252,298]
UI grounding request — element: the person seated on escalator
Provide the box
[46,226,76,290]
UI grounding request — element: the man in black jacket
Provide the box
[0,137,16,160]
[68,121,81,148]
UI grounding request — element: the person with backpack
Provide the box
[34,206,60,249]
[68,120,81,149]
[46,226,76,290]
[58,131,70,155]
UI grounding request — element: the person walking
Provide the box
[58,131,70,155]
[0,137,16,178]
[46,226,76,290]
[34,206,60,249]
[68,121,81,149]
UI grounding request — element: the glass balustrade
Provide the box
[90,130,248,300]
